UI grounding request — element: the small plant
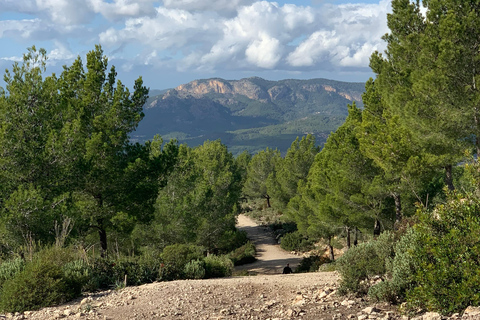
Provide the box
[113,279,126,290]
[0,258,25,289]
[184,259,206,279]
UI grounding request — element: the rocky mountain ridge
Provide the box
[135,77,365,155]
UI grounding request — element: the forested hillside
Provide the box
[133,77,364,155]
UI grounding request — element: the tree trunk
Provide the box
[353,227,358,246]
[328,236,335,261]
[473,88,480,156]
[393,193,402,226]
[346,226,351,250]
[98,222,108,258]
[445,164,455,191]
[374,219,381,238]
[264,195,271,208]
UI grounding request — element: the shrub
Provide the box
[62,259,90,293]
[0,259,80,312]
[295,255,331,273]
[280,231,314,252]
[184,260,206,279]
[400,197,480,315]
[84,258,117,291]
[228,241,256,266]
[368,228,421,304]
[216,229,248,253]
[0,258,25,289]
[160,244,205,280]
[204,255,233,278]
[336,231,394,295]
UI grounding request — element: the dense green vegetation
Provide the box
[2,0,480,315]
[0,46,249,312]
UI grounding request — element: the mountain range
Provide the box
[132,77,365,155]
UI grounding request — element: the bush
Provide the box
[216,229,248,253]
[62,259,90,293]
[160,244,205,280]
[0,259,80,312]
[336,231,394,295]
[228,241,256,266]
[400,197,480,315]
[0,258,25,289]
[184,260,206,279]
[295,255,331,273]
[84,258,117,291]
[280,231,314,252]
[204,255,233,278]
[368,228,421,304]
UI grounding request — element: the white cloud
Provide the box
[0,19,48,39]
[162,0,255,15]
[35,0,93,25]
[287,31,339,67]
[88,0,157,21]
[47,41,76,62]
[245,33,282,69]
[99,7,221,50]
[0,0,391,87]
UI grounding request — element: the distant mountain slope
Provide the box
[133,77,365,155]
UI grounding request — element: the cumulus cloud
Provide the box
[35,0,93,25]
[1,0,391,84]
[162,0,255,15]
[88,0,158,21]
[245,33,282,69]
[98,0,389,73]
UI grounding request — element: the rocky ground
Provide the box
[3,215,480,320]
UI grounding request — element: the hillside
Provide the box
[133,77,364,155]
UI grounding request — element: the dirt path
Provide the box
[235,214,302,275]
[9,215,410,320]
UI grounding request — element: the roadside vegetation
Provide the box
[1,1,480,316]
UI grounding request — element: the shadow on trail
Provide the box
[235,214,303,275]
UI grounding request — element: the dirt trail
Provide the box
[13,214,416,320]
[235,214,302,274]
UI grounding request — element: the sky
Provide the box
[0,0,391,90]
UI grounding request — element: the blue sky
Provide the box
[0,0,391,90]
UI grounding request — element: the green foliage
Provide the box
[160,244,205,281]
[280,231,314,252]
[402,194,480,315]
[267,135,320,210]
[0,258,25,289]
[154,140,242,251]
[337,231,394,295]
[243,147,280,207]
[295,255,331,273]
[204,255,234,278]
[62,259,90,293]
[0,247,83,313]
[228,241,256,266]
[184,260,206,279]
[368,228,421,304]
[215,229,248,254]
